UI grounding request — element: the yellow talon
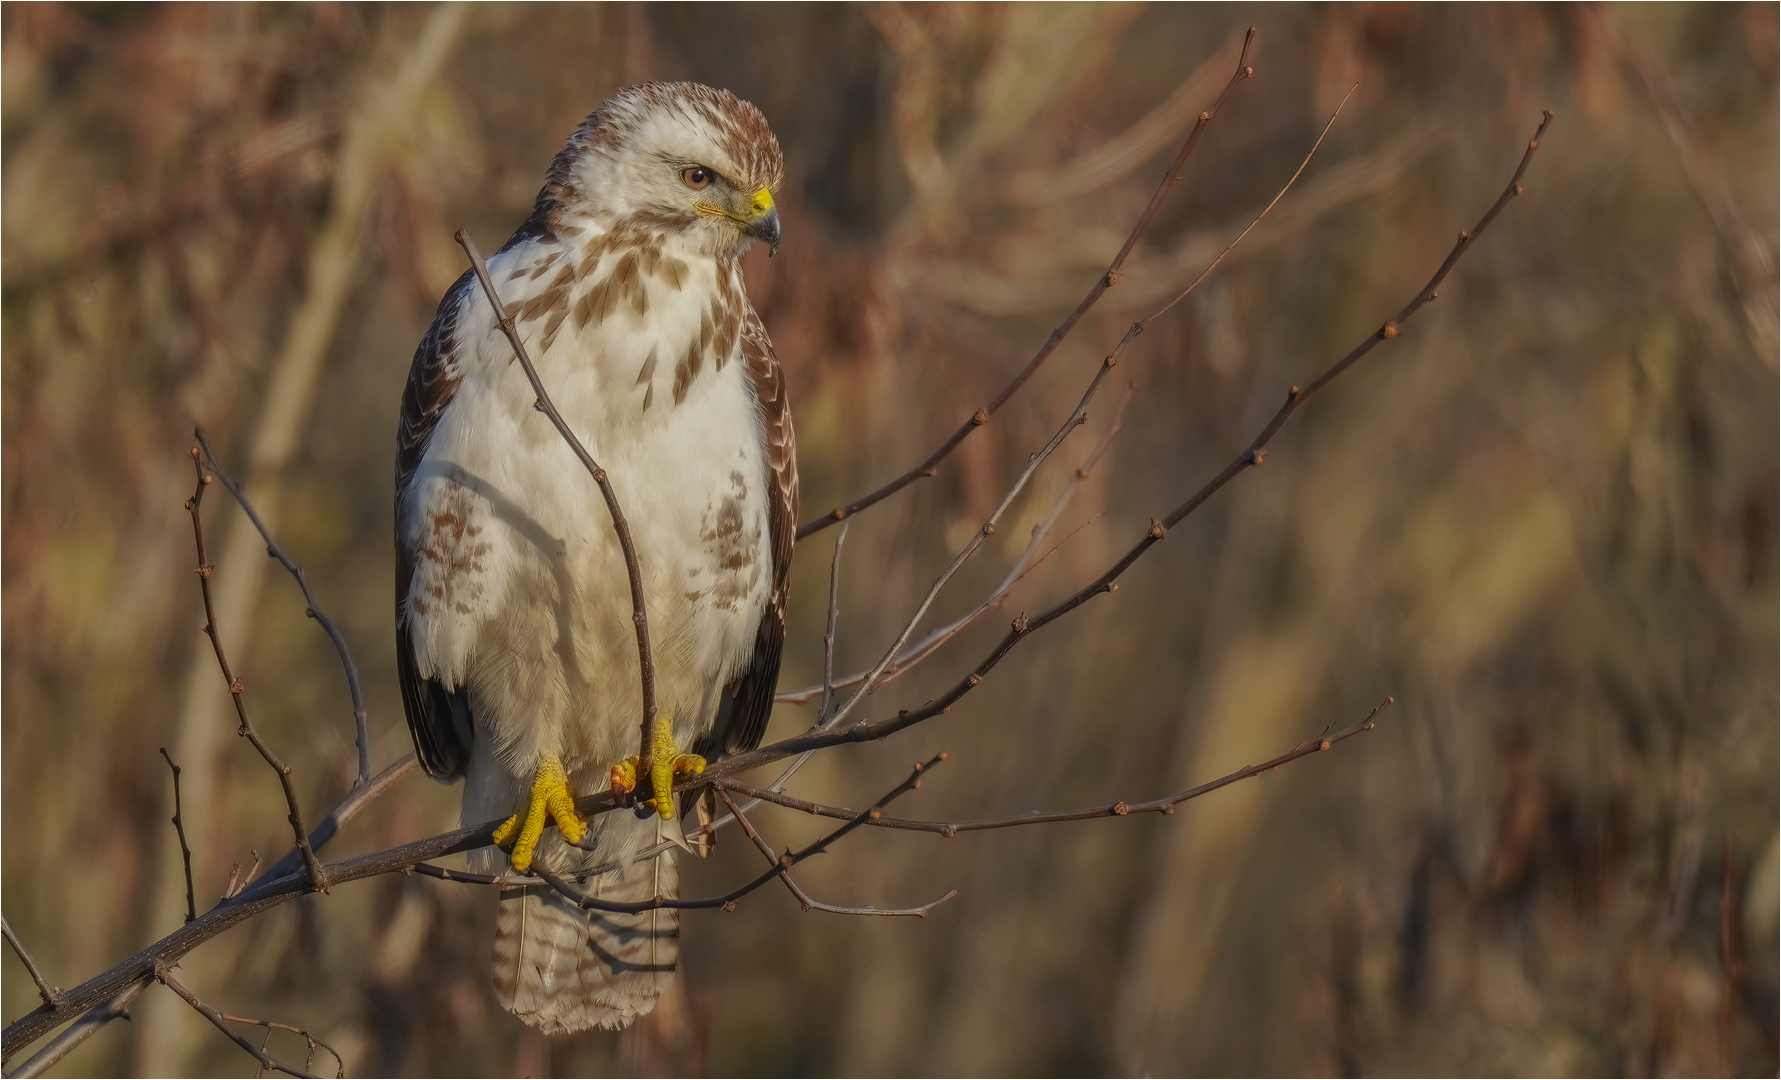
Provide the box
[492,753,585,872]
[608,709,705,819]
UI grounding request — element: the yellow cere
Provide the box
[749,186,775,217]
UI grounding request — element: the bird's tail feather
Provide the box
[493,839,679,1033]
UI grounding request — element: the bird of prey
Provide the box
[395,82,796,1032]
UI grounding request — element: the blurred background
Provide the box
[4,3,1776,1076]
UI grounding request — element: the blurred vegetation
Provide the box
[3,3,1776,1076]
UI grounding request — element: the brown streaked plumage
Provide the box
[394,82,794,1033]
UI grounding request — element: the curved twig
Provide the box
[185,451,327,892]
[194,429,372,786]
[796,27,1259,540]
[454,229,662,788]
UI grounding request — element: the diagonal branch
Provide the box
[4,979,145,1080]
[692,111,1555,784]
[454,229,662,790]
[1,918,63,1011]
[716,786,955,917]
[194,429,371,786]
[726,701,1389,835]
[156,969,318,1079]
[796,27,1258,540]
[185,450,328,893]
[777,381,1136,705]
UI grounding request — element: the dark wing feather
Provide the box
[699,307,798,760]
[396,268,476,781]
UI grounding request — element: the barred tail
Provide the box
[493,844,680,1033]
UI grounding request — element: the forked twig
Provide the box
[193,429,371,786]
[156,968,320,1079]
[692,111,1556,783]
[158,748,197,924]
[185,450,328,892]
[716,786,955,917]
[221,1012,345,1079]
[796,27,1259,539]
[777,381,1137,706]
[454,229,662,789]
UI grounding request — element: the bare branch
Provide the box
[728,701,1389,835]
[219,1013,345,1079]
[251,753,419,890]
[193,429,371,786]
[696,111,1555,783]
[1,917,63,1010]
[777,381,1137,706]
[796,27,1258,539]
[454,229,662,787]
[716,788,954,918]
[818,520,851,725]
[158,748,197,924]
[156,969,319,1079]
[826,352,1121,734]
[6,979,146,1080]
[184,449,327,892]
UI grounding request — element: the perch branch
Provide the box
[795,27,1258,539]
[193,429,371,786]
[5,979,146,1080]
[455,229,662,789]
[157,748,197,924]
[185,450,327,892]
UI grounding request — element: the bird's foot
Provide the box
[491,753,585,872]
[609,709,706,820]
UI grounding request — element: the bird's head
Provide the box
[541,82,784,259]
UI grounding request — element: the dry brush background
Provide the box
[3,3,1777,1076]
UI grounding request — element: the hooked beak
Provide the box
[744,186,781,255]
[746,205,781,255]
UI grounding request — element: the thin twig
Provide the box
[220,1013,345,1079]
[826,352,1121,733]
[158,749,197,924]
[728,702,1388,835]
[777,381,1137,705]
[185,450,328,893]
[193,429,371,786]
[818,520,851,725]
[1,917,63,1010]
[795,27,1258,540]
[715,787,954,917]
[692,111,1555,782]
[156,969,318,1079]
[223,852,261,903]
[251,753,419,890]
[454,229,661,787]
[251,754,416,890]
[5,979,146,1080]
[779,84,1350,727]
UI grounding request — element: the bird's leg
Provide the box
[491,753,586,872]
[608,708,706,819]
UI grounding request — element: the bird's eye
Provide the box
[681,166,712,190]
